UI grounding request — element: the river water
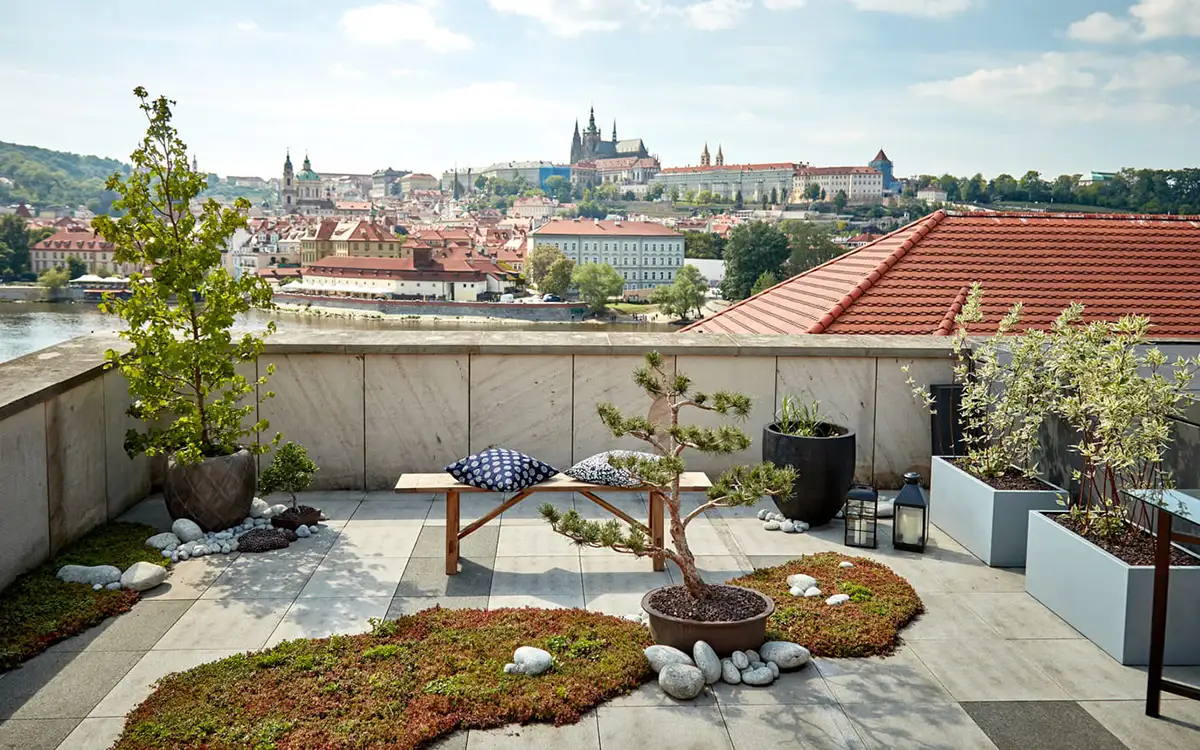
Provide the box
[0,302,671,364]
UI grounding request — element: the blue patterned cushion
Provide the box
[565,450,658,487]
[445,448,558,492]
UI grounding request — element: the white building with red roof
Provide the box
[793,165,884,202]
[30,228,137,276]
[296,249,512,301]
[529,218,683,291]
[650,147,796,202]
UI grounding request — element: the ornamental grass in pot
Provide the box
[903,283,1066,566]
[541,351,795,654]
[95,88,278,532]
[761,395,854,526]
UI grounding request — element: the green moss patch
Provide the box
[729,552,923,658]
[114,607,652,750]
[0,522,167,671]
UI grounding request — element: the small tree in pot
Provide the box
[258,442,322,530]
[94,87,278,531]
[541,351,795,652]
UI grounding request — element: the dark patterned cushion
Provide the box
[565,450,659,487]
[445,448,557,492]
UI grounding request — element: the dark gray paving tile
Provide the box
[0,718,78,750]
[961,701,1128,750]
[47,601,191,653]
[386,596,489,619]
[411,525,499,559]
[0,651,141,720]
[394,557,494,598]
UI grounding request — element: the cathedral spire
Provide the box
[612,120,618,143]
[715,144,724,167]
[588,106,596,133]
[701,142,710,167]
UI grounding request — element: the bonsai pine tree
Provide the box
[258,442,319,508]
[93,87,278,465]
[541,352,795,599]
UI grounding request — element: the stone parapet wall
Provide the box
[0,331,955,588]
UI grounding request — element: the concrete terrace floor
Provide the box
[2,491,1199,750]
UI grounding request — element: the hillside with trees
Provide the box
[0,140,129,214]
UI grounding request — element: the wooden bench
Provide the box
[394,472,713,575]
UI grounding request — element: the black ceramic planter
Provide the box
[762,423,855,526]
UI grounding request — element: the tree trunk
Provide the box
[667,479,711,600]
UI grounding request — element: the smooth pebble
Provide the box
[731,650,749,670]
[721,659,742,684]
[692,641,721,685]
[659,664,705,700]
[826,593,851,606]
[742,666,774,686]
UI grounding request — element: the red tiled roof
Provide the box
[795,166,881,176]
[682,210,1200,338]
[33,228,113,252]
[533,219,681,237]
[307,255,491,282]
[660,162,796,175]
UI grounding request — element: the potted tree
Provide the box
[259,442,322,530]
[541,352,795,654]
[1025,309,1200,665]
[94,88,278,532]
[761,395,854,526]
[904,283,1066,567]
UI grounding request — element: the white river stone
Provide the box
[692,641,721,685]
[659,664,705,700]
[759,641,811,670]
[644,645,694,673]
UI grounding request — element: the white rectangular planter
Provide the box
[1025,510,1200,666]
[929,456,1065,567]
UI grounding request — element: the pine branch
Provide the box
[540,505,654,555]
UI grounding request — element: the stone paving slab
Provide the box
[0,651,141,720]
[45,601,191,654]
[0,718,77,750]
[843,702,999,750]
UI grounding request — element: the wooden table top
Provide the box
[394,471,712,493]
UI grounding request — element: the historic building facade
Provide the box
[281,151,335,215]
[569,108,649,165]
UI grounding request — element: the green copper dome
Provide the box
[296,154,320,182]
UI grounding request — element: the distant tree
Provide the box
[819,188,827,201]
[595,183,622,202]
[475,176,487,191]
[750,270,777,296]
[761,194,769,209]
[645,183,665,201]
[1051,174,1077,204]
[0,214,31,275]
[541,256,575,296]
[683,189,696,203]
[696,190,714,205]
[684,231,725,260]
[66,255,87,279]
[719,221,790,301]
[572,262,625,313]
[543,175,572,203]
[781,220,842,275]
[1018,170,1050,202]
[804,183,821,201]
[769,187,778,205]
[668,186,681,203]
[526,244,566,288]
[96,266,112,279]
[38,266,69,290]
[833,190,848,213]
[651,264,707,320]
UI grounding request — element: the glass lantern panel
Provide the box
[895,505,925,546]
[847,518,872,547]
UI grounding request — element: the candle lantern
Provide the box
[892,471,928,553]
[844,484,879,549]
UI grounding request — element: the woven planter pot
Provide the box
[164,448,257,532]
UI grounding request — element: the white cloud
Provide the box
[686,0,753,29]
[842,0,973,17]
[1067,0,1200,43]
[340,2,472,53]
[762,0,806,9]
[330,62,364,79]
[234,20,258,32]
[911,51,1199,122]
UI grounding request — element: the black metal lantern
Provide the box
[893,472,928,553]
[844,484,879,549]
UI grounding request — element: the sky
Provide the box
[1,0,1199,181]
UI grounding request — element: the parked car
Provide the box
[542,294,562,302]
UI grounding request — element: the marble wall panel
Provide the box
[363,354,470,489]
[873,356,954,487]
[469,354,573,470]
[103,370,151,517]
[46,378,107,553]
[776,357,878,483]
[260,354,365,490]
[672,355,777,475]
[0,405,49,589]
[572,354,677,462]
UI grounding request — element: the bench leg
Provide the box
[446,490,460,575]
[650,490,665,572]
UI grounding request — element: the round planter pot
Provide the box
[762,422,855,526]
[641,584,774,655]
[163,448,257,532]
[272,506,322,531]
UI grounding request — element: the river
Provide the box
[0,302,671,364]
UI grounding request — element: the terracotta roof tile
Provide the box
[534,219,681,237]
[683,211,1200,339]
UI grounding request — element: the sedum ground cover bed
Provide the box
[0,522,167,672]
[730,552,923,658]
[115,607,653,750]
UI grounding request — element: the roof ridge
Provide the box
[808,209,949,334]
[949,210,1200,222]
[935,285,972,336]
